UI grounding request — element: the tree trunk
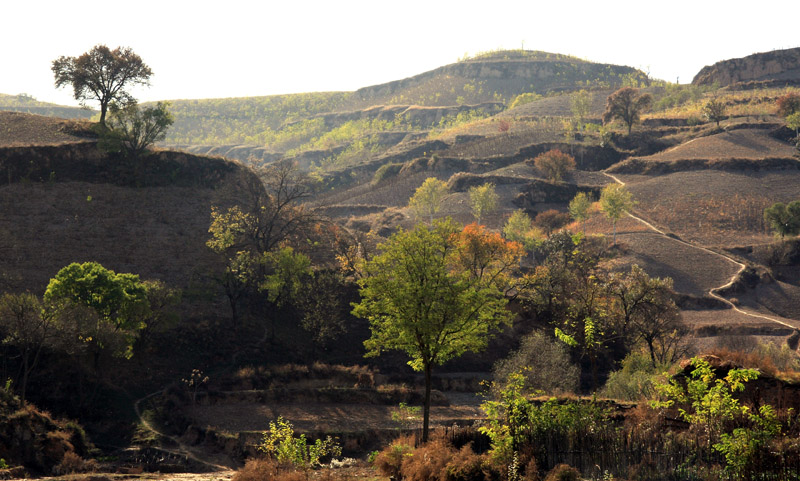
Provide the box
[422,362,432,443]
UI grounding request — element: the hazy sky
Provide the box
[3,0,798,107]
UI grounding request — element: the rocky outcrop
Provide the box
[692,47,800,86]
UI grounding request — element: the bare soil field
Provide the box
[0,111,94,146]
[605,231,742,298]
[618,170,800,247]
[633,129,795,162]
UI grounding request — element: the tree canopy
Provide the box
[599,184,635,244]
[52,44,153,125]
[44,261,149,362]
[763,201,800,239]
[602,87,652,135]
[408,177,449,224]
[101,101,174,159]
[353,219,522,441]
[468,183,499,224]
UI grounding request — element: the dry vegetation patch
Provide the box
[619,170,800,247]
[631,129,795,163]
[0,111,95,146]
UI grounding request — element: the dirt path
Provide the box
[603,171,799,331]
[134,392,236,472]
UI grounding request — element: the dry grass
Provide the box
[0,111,95,146]
[644,87,797,120]
[633,129,795,163]
[620,170,800,247]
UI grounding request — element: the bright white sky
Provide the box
[3,0,799,107]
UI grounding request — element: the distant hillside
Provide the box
[161,50,647,150]
[0,93,95,119]
[692,47,800,86]
[354,50,647,106]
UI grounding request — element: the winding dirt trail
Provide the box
[133,391,236,473]
[603,171,799,332]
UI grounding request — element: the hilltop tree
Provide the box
[468,182,499,224]
[533,149,576,183]
[408,177,449,224]
[569,191,593,235]
[100,101,174,159]
[776,91,800,118]
[599,183,635,245]
[602,87,652,135]
[353,219,522,442]
[763,201,800,239]
[703,98,727,127]
[52,45,153,125]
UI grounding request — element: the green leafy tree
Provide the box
[568,192,593,235]
[602,87,652,135]
[468,182,499,224]
[52,44,153,125]
[785,111,800,139]
[353,219,522,441]
[408,177,448,224]
[502,209,542,252]
[533,149,576,183]
[763,200,800,239]
[652,356,780,476]
[599,183,635,245]
[0,293,53,403]
[702,98,726,127]
[44,262,149,368]
[570,89,592,130]
[100,101,174,159]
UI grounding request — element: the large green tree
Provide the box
[52,45,153,125]
[602,87,652,135]
[353,219,522,441]
[44,262,149,368]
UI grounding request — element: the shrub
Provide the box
[543,464,580,481]
[232,459,281,481]
[259,417,341,472]
[443,445,490,481]
[53,451,97,475]
[373,435,414,479]
[492,330,579,396]
[401,437,455,481]
[509,92,542,110]
[372,162,404,185]
[776,91,800,117]
[601,351,667,401]
[533,150,575,183]
[534,210,570,236]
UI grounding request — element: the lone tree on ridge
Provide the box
[52,44,153,125]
